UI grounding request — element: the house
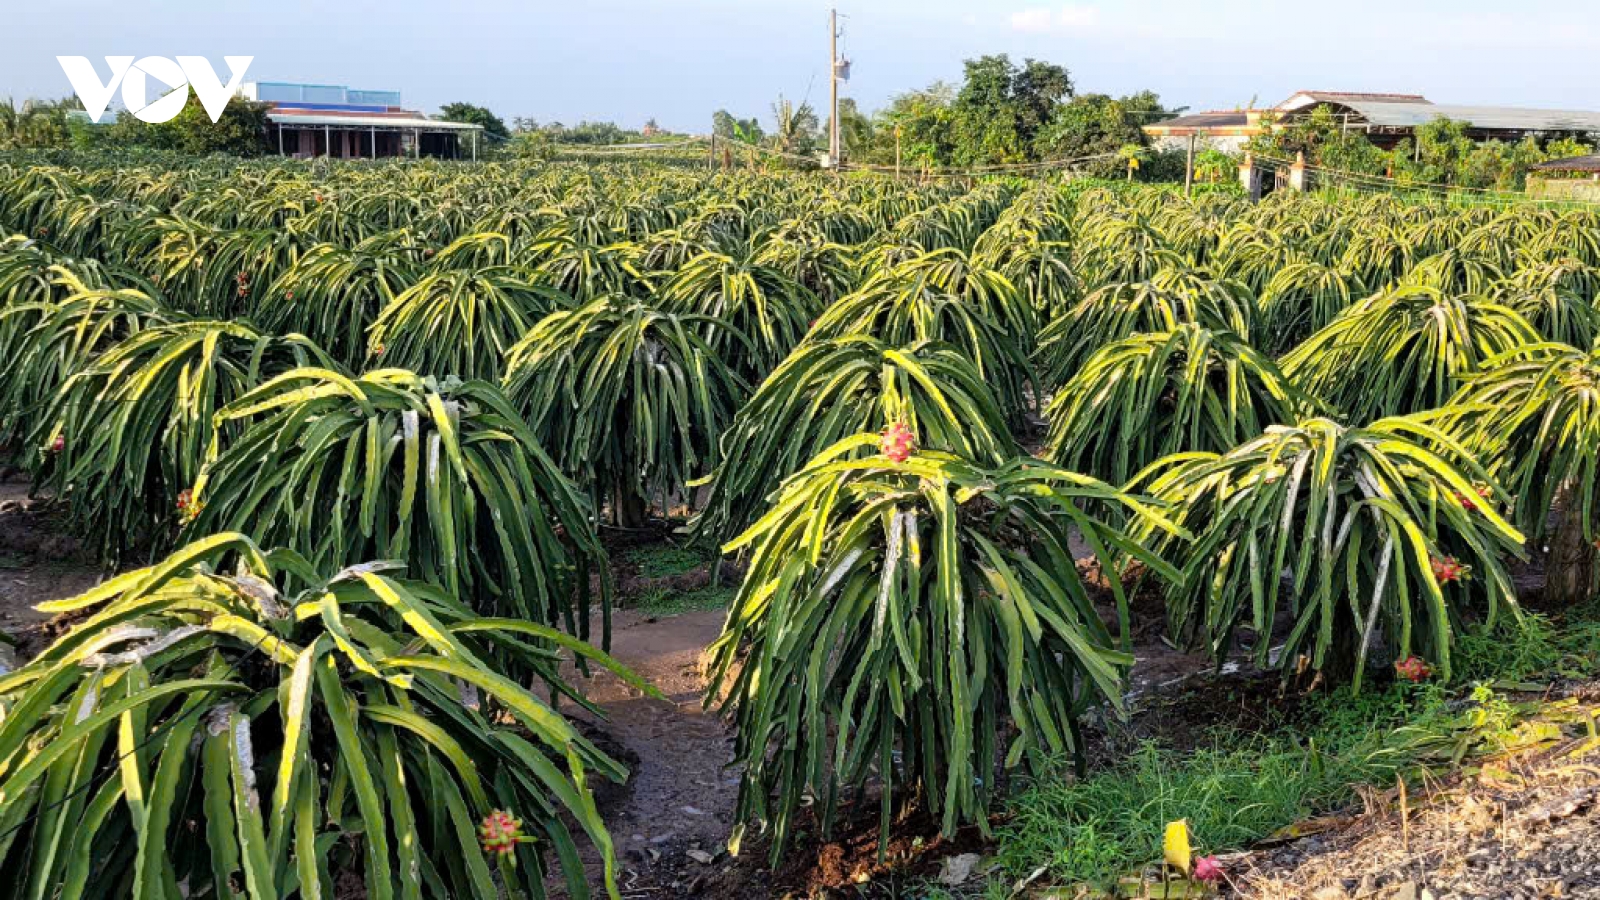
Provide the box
[1527,155,1600,201]
[1143,110,1269,153]
[1145,90,1600,154]
[1273,91,1600,148]
[244,82,484,159]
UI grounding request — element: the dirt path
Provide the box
[562,606,741,897]
[0,479,104,667]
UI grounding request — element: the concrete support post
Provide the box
[1239,153,1264,202]
[1184,133,1196,197]
[1289,151,1308,192]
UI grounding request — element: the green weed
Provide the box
[623,543,710,579]
[1453,612,1600,684]
[630,584,734,617]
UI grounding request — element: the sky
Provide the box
[6,1,1600,133]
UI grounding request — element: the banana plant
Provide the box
[1130,417,1526,689]
[1045,325,1315,488]
[0,532,649,900]
[692,336,1019,545]
[707,438,1184,863]
[502,296,749,528]
[185,369,609,638]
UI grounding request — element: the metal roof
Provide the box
[267,110,482,131]
[1534,155,1600,172]
[1150,112,1253,129]
[1306,99,1600,132]
[1281,91,1430,107]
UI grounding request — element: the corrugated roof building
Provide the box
[1273,91,1600,145]
[1144,110,1269,152]
[1145,89,1600,153]
[243,82,483,160]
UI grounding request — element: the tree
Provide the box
[437,101,510,140]
[1246,106,1387,175]
[105,94,270,156]
[824,97,873,162]
[868,82,957,168]
[949,55,1073,166]
[0,97,76,150]
[713,109,764,144]
[1034,91,1180,176]
[770,94,819,158]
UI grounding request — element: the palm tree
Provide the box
[770,95,820,159]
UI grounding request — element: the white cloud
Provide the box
[1009,8,1057,33]
[1009,4,1101,34]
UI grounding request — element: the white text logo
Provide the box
[56,56,254,124]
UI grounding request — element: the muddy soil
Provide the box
[0,478,105,665]
[556,604,740,898]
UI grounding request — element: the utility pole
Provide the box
[829,8,840,171]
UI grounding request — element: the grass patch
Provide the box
[985,605,1600,893]
[630,584,734,618]
[1452,610,1600,684]
[623,543,710,579]
[988,676,1543,891]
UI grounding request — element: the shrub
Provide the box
[706,438,1183,861]
[1131,417,1526,688]
[814,261,1038,425]
[0,532,646,899]
[656,249,820,380]
[366,269,567,379]
[32,320,329,558]
[1283,285,1538,424]
[692,335,1017,544]
[1035,276,1251,391]
[1045,325,1313,487]
[186,369,608,634]
[503,296,748,527]
[254,236,417,368]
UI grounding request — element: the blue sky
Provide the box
[6,1,1598,132]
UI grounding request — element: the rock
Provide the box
[686,849,714,865]
[938,853,982,886]
[680,805,705,816]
